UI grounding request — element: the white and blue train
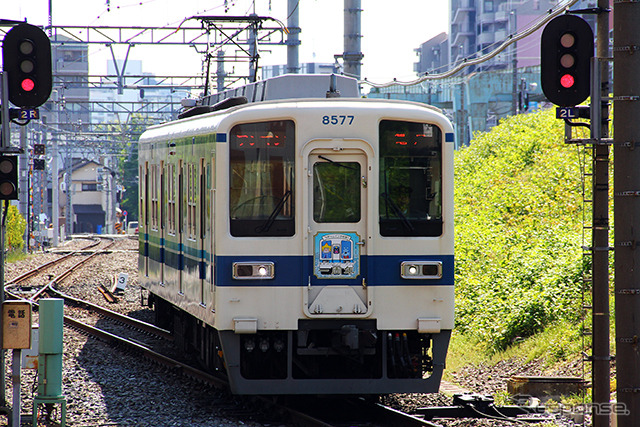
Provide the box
[138,74,454,395]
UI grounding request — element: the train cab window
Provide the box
[313,161,361,223]
[229,120,295,237]
[379,120,443,237]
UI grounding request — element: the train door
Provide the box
[199,158,206,305]
[209,157,215,309]
[178,160,184,294]
[160,161,165,285]
[304,147,372,317]
[141,162,149,276]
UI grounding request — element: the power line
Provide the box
[361,0,580,88]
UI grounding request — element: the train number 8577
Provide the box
[322,115,354,125]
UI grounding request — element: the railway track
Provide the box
[3,236,337,426]
[3,236,555,426]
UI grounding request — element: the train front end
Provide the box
[213,92,454,395]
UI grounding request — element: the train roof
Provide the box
[140,96,449,146]
[202,74,360,105]
[139,75,448,141]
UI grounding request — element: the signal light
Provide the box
[21,78,35,92]
[560,74,575,89]
[2,23,52,108]
[540,15,593,107]
[0,156,19,200]
[33,159,45,171]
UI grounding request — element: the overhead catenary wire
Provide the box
[361,0,580,88]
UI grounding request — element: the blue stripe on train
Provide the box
[214,255,454,287]
[142,233,454,287]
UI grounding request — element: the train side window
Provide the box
[139,164,146,232]
[229,120,295,237]
[160,161,165,230]
[379,120,443,237]
[187,163,197,240]
[150,164,159,231]
[167,163,176,235]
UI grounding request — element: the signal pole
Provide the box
[591,2,610,426]
[614,0,640,425]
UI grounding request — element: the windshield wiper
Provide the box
[381,192,415,232]
[255,190,292,233]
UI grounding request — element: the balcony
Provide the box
[495,10,509,23]
[477,31,495,45]
[452,7,476,25]
[479,12,495,23]
[451,30,475,49]
[494,30,508,42]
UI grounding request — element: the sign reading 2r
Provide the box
[322,115,354,125]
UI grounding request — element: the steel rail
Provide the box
[47,286,173,341]
[5,237,102,287]
[63,314,225,386]
[32,238,116,300]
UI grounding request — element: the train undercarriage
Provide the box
[149,293,451,395]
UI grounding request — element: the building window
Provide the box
[82,183,98,191]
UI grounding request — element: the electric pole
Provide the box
[591,2,610,426]
[614,0,640,424]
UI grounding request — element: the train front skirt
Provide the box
[218,324,451,395]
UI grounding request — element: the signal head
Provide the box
[540,15,594,107]
[2,23,52,108]
[0,156,19,200]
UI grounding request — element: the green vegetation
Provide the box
[5,205,26,253]
[454,107,588,353]
[101,114,154,222]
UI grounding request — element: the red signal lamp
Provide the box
[560,74,575,89]
[21,78,35,92]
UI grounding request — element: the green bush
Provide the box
[5,205,26,252]
[454,108,586,352]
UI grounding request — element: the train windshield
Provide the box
[379,120,443,237]
[229,120,295,237]
[313,159,361,223]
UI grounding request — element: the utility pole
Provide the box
[614,0,640,424]
[286,0,300,74]
[65,146,72,238]
[343,0,363,80]
[51,91,59,246]
[511,8,518,116]
[19,127,28,249]
[591,2,610,426]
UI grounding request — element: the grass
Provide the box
[5,249,27,263]
[445,320,587,381]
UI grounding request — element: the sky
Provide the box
[2,0,449,85]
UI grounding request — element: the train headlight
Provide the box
[400,261,443,279]
[232,262,275,280]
